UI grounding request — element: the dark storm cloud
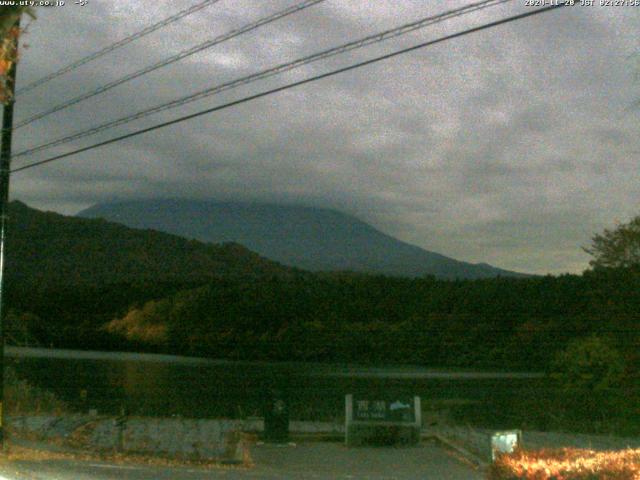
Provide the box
[9,1,640,274]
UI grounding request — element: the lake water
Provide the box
[6,347,545,428]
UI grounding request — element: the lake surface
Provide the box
[6,347,544,428]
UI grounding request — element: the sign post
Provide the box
[345,394,421,446]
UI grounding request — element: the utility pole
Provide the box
[0,16,20,448]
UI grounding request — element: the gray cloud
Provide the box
[9,1,640,274]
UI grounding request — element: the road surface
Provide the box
[0,440,482,479]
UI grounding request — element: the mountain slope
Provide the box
[79,199,527,279]
[7,200,294,287]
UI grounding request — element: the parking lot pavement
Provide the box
[0,440,482,479]
[248,439,483,479]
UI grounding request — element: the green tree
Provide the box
[584,215,640,269]
[550,336,625,431]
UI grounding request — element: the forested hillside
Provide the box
[6,200,296,287]
[5,200,639,374]
[3,200,298,349]
[102,270,640,370]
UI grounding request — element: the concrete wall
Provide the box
[7,415,346,460]
[8,415,245,461]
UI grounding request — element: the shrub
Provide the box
[4,367,67,415]
[487,448,640,480]
[549,336,626,432]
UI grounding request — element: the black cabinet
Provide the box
[263,388,289,443]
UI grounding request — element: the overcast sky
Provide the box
[9,0,640,275]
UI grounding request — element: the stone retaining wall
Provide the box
[7,415,346,461]
[8,415,245,461]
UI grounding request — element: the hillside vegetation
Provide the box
[4,200,298,350]
[7,200,296,286]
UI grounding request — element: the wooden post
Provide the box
[0,16,20,448]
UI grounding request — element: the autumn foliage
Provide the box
[487,448,640,480]
[0,24,19,103]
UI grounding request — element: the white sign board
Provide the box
[345,394,421,446]
[490,430,522,461]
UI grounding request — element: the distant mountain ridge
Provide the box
[79,199,528,279]
[7,200,294,287]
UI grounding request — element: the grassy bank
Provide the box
[4,367,67,415]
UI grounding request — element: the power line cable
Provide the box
[15,0,326,129]
[12,3,567,174]
[16,0,222,96]
[13,0,512,160]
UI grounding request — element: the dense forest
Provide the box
[6,200,296,286]
[95,271,639,369]
[7,268,639,433]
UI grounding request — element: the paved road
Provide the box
[0,440,482,479]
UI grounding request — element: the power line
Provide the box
[15,0,326,129]
[13,0,508,155]
[16,0,222,96]
[13,0,512,160]
[12,3,567,174]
